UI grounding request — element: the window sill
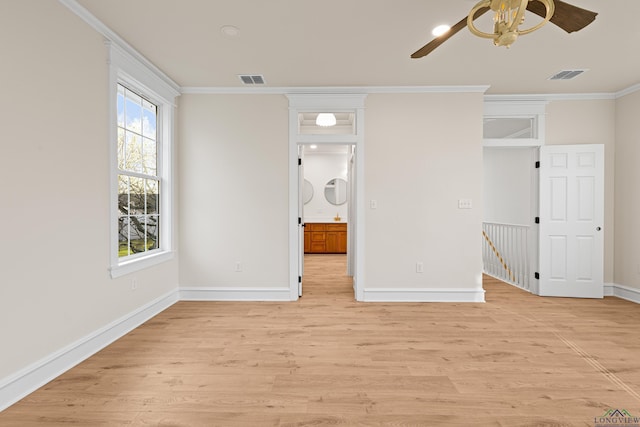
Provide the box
[110,250,175,279]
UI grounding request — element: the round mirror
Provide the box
[303,179,314,204]
[324,178,348,205]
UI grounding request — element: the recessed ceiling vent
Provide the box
[548,69,588,81]
[238,74,266,85]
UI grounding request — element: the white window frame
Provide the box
[482,99,547,147]
[107,42,179,278]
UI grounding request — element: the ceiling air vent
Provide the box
[238,74,266,85]
[548,69,588,81]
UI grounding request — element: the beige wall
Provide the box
[614,90,640,289]
[178,92,485,292]
[178,94,290,288]
[545,99,616,284]
[364,93,485,289]
[0,2,179,380]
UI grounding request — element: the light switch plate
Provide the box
[458,199,473,209]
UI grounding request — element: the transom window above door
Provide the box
[298,112,355,135]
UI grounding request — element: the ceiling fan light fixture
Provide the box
[316,113,337,127]
[467,0,555,48]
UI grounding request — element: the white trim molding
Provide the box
[363,287,486,303]
[58,0,180,94]
[287,93,368,302]
[485,93,617,102]
[616,83,640,99]
[110,251,175,279]
[107,42,179,279]
[181,85,490,95]
[0,290,179,412]
[603,283,614,297]
[180,287,293,302]
[604,283,640,304]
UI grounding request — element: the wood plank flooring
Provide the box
[2,254,640,426]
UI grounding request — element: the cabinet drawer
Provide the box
[306,223,326,231]
[326,223,346,232]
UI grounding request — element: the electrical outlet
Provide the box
[235,262,242,272]
[131,279,137,291]
[416,262,424,273]
[370,200,377,209]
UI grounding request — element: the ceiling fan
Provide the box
[411,0,597,58]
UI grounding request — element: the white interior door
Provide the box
[538,144,604,298]
[297,145,304,297]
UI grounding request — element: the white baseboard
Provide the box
[0,290,179,412]
[362,287,485,302]
[604,282,615,297]
[180,286,293,301]
[606,283,640,304]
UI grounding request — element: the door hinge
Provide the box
[298,158,302,166]
[298,217,302,225]
[534,272,540,280]
[535,217,540,224]
[535,161,540,168]
[298,276,302,283]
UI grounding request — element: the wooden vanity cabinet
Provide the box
[304,223,347,254]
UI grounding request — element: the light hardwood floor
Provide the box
[2,254,640,426]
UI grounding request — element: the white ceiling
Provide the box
[75,0,640,95]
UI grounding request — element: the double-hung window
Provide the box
[108,42,179,278]
[117,84,160,257]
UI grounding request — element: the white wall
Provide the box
[364,93,485,289]
[483,147,535,225]
[614,90,640,289]
[303,151,349,223]
[178,92,485,295]
[0,1,178,382]
[178,94,289,288]
[545,99,616,284]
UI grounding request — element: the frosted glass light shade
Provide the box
[316,113,337,127]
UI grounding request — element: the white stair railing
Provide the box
[482,222,531,291]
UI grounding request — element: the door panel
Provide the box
[538,144,604,298]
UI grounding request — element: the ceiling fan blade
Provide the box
[526,0,597,33]
[411,6,489,59]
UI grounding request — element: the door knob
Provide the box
[596,227,602,231]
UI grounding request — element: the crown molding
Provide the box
[485,92,616,102]
[616,83,640,99]
[180,85,490,95]
[58,0,180,94]
[181,85,640,100]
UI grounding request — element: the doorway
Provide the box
[286,93,367,301]
[483,144,605,298]
[299,143,353,298]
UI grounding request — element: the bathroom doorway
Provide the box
[287,94,366,301]
[299,143,354,298]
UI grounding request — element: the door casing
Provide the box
[287,94,367,301]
